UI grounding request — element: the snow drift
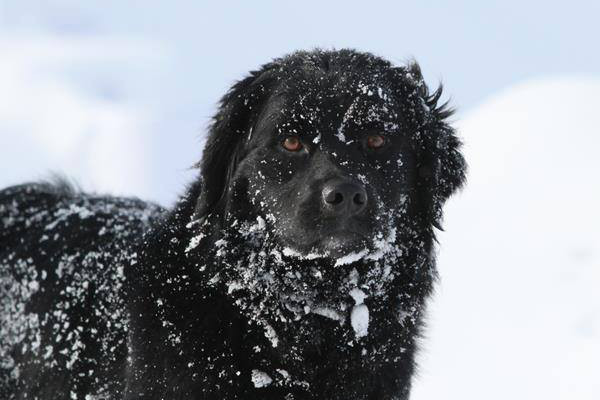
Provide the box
[412,77,600,400]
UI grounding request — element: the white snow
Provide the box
[349,288,369,338]
[276,368,290,379]
[350,304,369,339]
[251,369,273,388]
[240,216,267,237]
[185,233,205,253]
[281,247,326,260]
[412,77,600,400]
[311,307,344,321]
[334,250,369,266]
[263,323,279,348]
[349,288,367,305]
[336,99,358,143]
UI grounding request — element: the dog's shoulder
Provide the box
[1,178,165,247]
[0,180,166,398]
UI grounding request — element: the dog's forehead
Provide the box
[264,74,416,141]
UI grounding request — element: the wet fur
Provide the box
[0,49,466,400]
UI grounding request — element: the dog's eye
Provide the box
[282,136,303,152]
[366,134,386,149]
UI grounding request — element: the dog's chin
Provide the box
[283,231,371,260]
[316,231,370,258]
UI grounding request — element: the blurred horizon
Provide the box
[2,1,600,204]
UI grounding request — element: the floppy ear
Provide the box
[406,63,467,230]
[194,67,276,220]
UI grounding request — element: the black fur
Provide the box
[0,49,466,400]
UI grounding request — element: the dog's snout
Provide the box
[322,181,367,216]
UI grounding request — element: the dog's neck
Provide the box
[129,194,436,399]
[196,211,434,397]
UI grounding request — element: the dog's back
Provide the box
[0,181,163,399]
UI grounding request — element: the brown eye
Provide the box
[282,136,303,152]
[367,134,386,149]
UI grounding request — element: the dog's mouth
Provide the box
[280,222,397,265]
[315,230,369,258]
[278,215,377,259]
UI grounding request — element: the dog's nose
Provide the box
[322,181,368,216]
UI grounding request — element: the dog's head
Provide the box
[181,49,465,391]
[194,49,465,260]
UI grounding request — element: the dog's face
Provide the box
[180,50,465,393]
[228,76,419,259]
[190,50,465,345]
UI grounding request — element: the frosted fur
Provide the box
[0,182,162,399]
[1,49,465,400]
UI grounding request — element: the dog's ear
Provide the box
[405,62,467,230]
[194,67,276,220]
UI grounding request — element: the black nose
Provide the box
[322,180,368,216]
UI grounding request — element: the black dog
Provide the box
[0,49,466,400]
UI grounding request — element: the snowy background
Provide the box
[1,1,599,399]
